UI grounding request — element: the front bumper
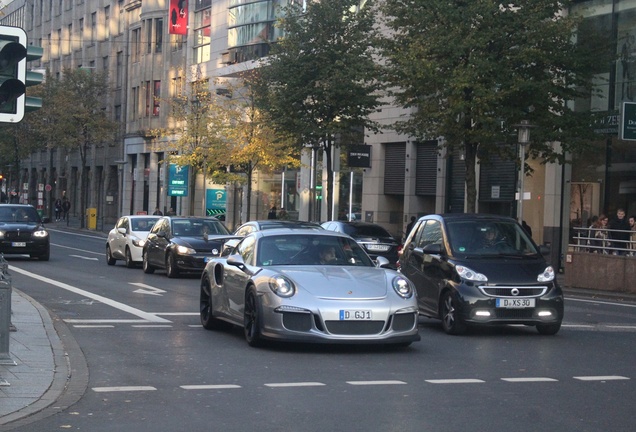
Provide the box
[0,239,49,256]
[455,282,564,326]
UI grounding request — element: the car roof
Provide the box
[123,215,161,219]
[0,204,35,208]
[255,228,349,238]
[419,213,518,223]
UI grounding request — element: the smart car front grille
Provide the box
[494,309,535,319]
[479,286,548,297]
[324,321,385,335]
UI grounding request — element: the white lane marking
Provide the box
[566,297,636,308]
[92,386,157,392]
[155,312,199,316]
[607,325,636,329]
[51,243,103,255]
[10,266,171,324]
[265,382,326,388]
[64,319,150,324]
[426,379,485,384]
[69,254,99,261]
[573,376,630,381]
[72,325,115,328]
[346,380,407,386]
[49,229,105,240]
[131,325,173,328]
[501,377,558,382]
[562,324,596,328]
[180,385,241,390]
[130,282,167,296]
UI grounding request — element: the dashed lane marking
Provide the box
[425,379,485,384]
[573,376,630,381]
[346,380,407,386]
[180,385,242,390]
[265,382,326,388]
[92,386,157,392]
[501,377,558,382]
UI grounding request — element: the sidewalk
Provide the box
[0,289,87,430]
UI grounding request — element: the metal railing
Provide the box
[569,226,636,255]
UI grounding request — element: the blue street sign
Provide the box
[168,164,189,197]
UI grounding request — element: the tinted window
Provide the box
[0,206,40,223]
[344,224,392,237]
[447,219,537,256]
[416,220,443,248]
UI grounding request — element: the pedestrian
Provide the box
[589,214,610,254]
[166,207,175,216]
[268,205,277,219]
[153,206,163,216]
[522,220,533,238]
[405,216,416,240]
[54,198,63,221]
[608,208,630,255]
[278,207,289,220]
[61,197,71,222]
[585,215,599,252]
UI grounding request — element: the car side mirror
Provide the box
[156,230,166,238]
[117,227,126,235]
[227,254,245,268]
[375,256,390,268]
[422,243,443,254]
[539,245,550,256]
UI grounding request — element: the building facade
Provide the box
[2,0,634,271]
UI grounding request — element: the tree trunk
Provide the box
[324,137,334,221]
[246,165,253,222]
[464,141,478,214]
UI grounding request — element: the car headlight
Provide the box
[33,230,48,238]
[392,276,414,299]
[132,238,145,248]
[176,245,196,255]
[537,266,555,282]
[456,265,488,282]
[0,231,4,239]
[269,275,296,298]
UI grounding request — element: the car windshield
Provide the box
[171,219,230,237]
[257,234,375,267]
[131,218,158,232]
[0,206,40,223]
[342,224,392,238]
[446,220,538,257]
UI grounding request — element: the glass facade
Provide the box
[571,0,636,228]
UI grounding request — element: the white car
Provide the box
[106,215,161,268]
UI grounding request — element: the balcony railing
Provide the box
[569,227,635,256]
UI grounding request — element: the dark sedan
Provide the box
[142,216,233,278]
[399,213,563,335]
[0,204,50,261]
[321,221,400,268]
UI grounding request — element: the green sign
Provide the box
[168,164,189,196]
[621,102,636,140]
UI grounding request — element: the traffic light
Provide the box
[0,25,27,123]
[0,26,42,123]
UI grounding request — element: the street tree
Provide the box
[22,68,117,227]
[257,0,384,221]
[381,0,600,213]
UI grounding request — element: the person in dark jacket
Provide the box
[609,208,631,255]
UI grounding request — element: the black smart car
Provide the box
[399,214,563,335]
[0,204,51,261]
[142,216,232,278]
[321,221,400,269]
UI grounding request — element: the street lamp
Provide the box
[515,120,532,224]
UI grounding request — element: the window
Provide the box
[171,76,184,97]
[66,24,72,54]
[153,81,161,116]
[415,220,442,249]
[193,8,211,63]
[131,28,140,62]
[79,18,84,49]
[91,12,96,43]
[146,20,153,54]
[116,52,123,88]
[155,18,163,53]
[145,81,151,117]
[131,86,138,120]
[104,6,110,39]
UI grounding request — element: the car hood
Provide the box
[450,256,550,284]
[279,267,389,299]
[0,222,43,232]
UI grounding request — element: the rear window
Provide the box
[343,224,392,238]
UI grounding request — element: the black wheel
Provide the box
[200,274,231,331]
[125,247,135,268]
[536,322,561,335]
[142,251,155,274]
[106,245,116,265]
[440,291,467,335]
[166,253,179,278]
[244,286,264,347]
[37,246,50,261]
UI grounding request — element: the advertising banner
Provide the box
[169,0,188,35]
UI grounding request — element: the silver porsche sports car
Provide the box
[199,229,420,347]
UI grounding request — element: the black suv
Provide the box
[0,204,51,261]
[399,214,563,335]
[321,221,400,268]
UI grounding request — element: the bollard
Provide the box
[0,254,15,365]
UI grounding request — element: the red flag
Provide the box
[169,0,188,35]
